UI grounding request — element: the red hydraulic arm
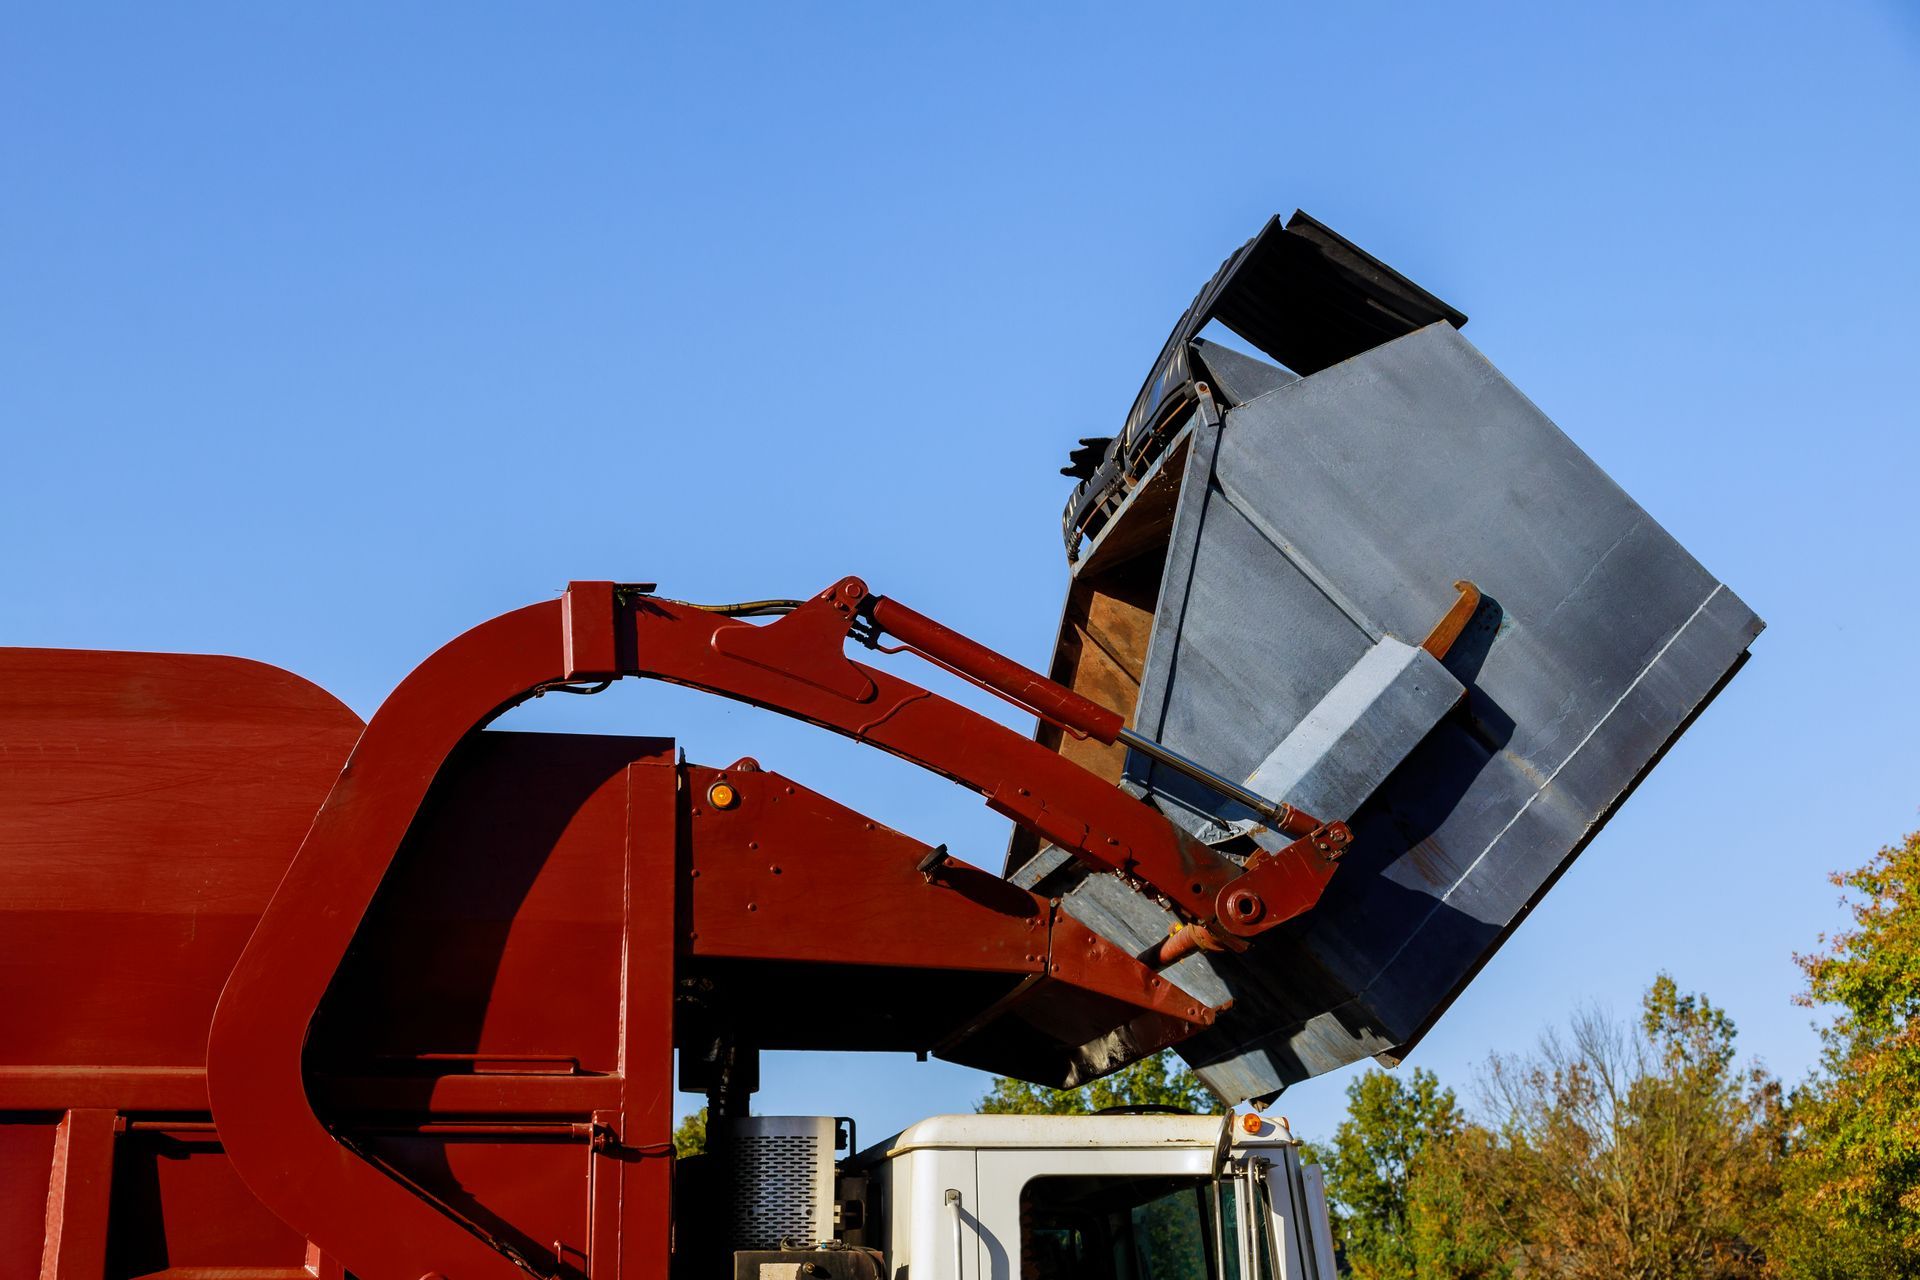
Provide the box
[206,577,1349,1280]
[633,577,1351,930]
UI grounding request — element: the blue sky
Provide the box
[5,4,1917,1143]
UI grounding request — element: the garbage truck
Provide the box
[0,212,1760,1278]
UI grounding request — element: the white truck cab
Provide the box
[702,1111,1337,1280]
[858,1112,1336,1280]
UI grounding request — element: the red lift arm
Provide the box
[104,576,1348,1280]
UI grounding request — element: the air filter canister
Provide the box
[713,1115,837,1251]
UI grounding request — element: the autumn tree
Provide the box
[1316,1067,1465,1280]
[1413,977,1781,1280]
[1769,827,1920,1277]
[976,1049,1220,1115]
[1402,1123,1515,1280]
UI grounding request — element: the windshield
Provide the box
[1019,1173,1268,1280]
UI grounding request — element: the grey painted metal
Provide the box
[1243,637,1462,824]
[1191,337,1298,406]
[1033,322,1762,1101]
[1056,871,1234,1008]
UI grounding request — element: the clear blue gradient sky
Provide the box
[5,4,1916,1143]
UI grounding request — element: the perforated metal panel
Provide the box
[716,1115,836,1251]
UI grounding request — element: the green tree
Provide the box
[672,1106,708,1157]
[1317,1067,1464,1280]
[1770,828,1920,1277]
[976,1050,1220,1115]
[1403,1124,1515,1280]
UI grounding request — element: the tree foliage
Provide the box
[1403,978,1781,1280]
[1316,1067,1464,1280]
[672,1106,708,1157]
[1769,827,1920,1277]
[1320,980,1784,1279]
[976,1050,1220,1115]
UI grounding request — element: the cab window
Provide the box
[1019,1175,1242,1280]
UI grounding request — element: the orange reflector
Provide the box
[707,782,739,810]
[1241,1113,1263,1135]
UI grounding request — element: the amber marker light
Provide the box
[707,781,739,810]
[1241,1113,1265,1135]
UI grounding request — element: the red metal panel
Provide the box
[0,1067,208,1112]
[0,1122,57,1278]
[208,601,575,1280]
[682,760,1214,1077]
[39,1108,116,1280]
[351,1131,594,1274]
[684,762,1050,972]
[613,760,677,1278]
[317,732,658,1076]
[102,1125,306,1277]
[586,1106,622,1280]
[564,579,619,679]
[0,649,360,1075]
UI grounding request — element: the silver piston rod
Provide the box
[1116,728,1320,837]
